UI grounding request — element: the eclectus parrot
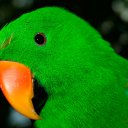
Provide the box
[0,7,128,128]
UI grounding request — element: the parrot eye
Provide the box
[34,33,46,45]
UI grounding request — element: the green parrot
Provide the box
[0,6,128,128]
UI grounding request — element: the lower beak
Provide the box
[0,61,40,120]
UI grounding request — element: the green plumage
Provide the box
[0,7,128,128]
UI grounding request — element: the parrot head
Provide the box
[0,7,100,119]
[0,6,126,128]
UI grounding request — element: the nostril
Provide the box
[0,34,13,50]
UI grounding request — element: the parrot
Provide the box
[0,6,128,128]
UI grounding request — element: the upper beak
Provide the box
[0,61,41,120]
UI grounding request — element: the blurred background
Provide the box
[0,0,128,128]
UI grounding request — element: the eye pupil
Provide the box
[35,33,46,45]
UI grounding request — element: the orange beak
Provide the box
[0,61,41,120]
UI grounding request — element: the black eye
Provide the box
[35,33,46,45]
